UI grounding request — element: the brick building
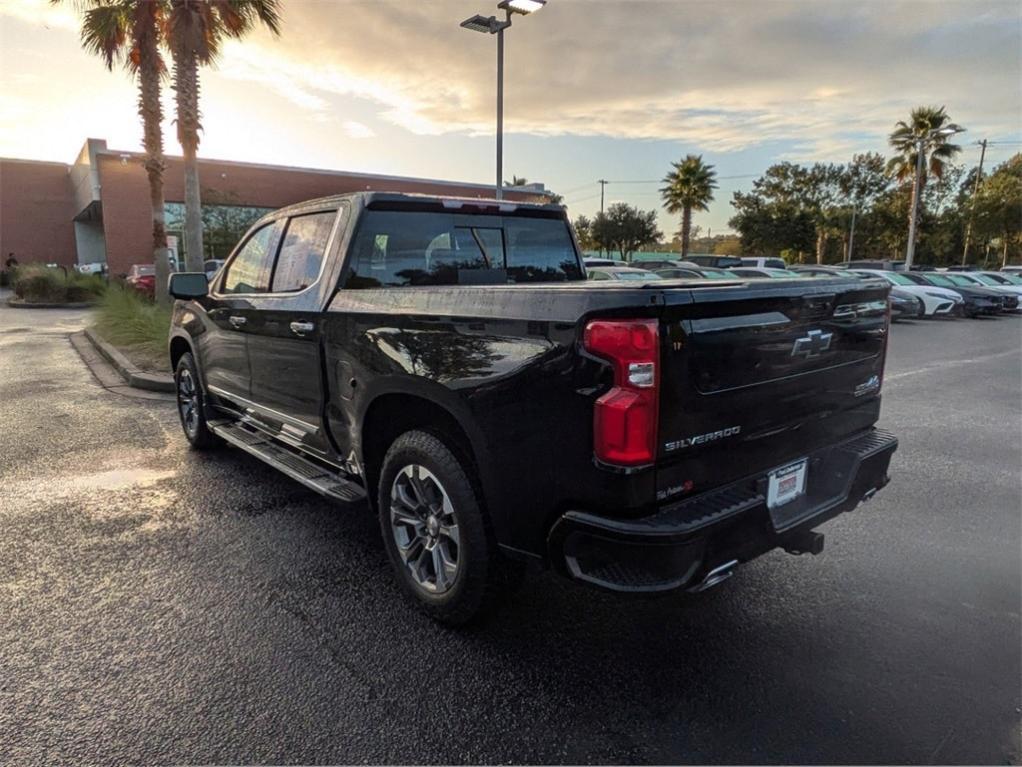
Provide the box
[0,138,546,276]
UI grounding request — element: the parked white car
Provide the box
[953,272,1022,309]
[739,257,788,269]
[847,269,962,317]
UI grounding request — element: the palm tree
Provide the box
[887,106,964,245]
[660,155,717,258]
[167,0,281,271]
[62,0,172,302]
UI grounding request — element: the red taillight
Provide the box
[583,318,659,466]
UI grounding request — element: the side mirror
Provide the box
[169,272,208,300]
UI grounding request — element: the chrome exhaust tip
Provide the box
[687,559,739,593]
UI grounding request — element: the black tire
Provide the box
[174,352,220,450]
[377,429,521,625]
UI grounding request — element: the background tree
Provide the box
[167,0,281,271]
[571,214,594,250]
[591,203,661,260]
[660,154,717,258]
[972,155,1022,267]
[64,0,172,302]
[712,235,742,255]
[729,163,820,262]
[838,152,891,260]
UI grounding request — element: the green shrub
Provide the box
[12,265,106,304]
[93,284,172,371]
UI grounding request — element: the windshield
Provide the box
[1004,274,1022,285]
[764,268,802,278]
[973,274,1000,286]
[882,272,914,286]
[945,274,977,286]
[925,274,955,287]
[702,268,738,279]
[616,271,662,280]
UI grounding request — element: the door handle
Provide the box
[229,315,247,328]
[290,321,315,337]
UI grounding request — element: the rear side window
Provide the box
[271,211,337,293]
[221,221,283,294]
[504,218,581,283]
[345,210,581,288]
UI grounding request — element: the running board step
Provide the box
[211,421,366,504]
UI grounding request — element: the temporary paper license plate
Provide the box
[767,458,808,509]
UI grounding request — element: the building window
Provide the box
[165,197,275,267]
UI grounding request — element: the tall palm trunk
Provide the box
[815,228,827,264]
[908,153,928,251]
[680,206,692,258]
[137,28,170,303]
[173,45,204,272]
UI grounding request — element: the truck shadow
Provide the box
[182,446,935,764]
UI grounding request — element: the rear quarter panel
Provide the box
[322,284,664,555]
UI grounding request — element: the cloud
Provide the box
[2,0,1019,166]
[342,120,375,139]
[206,0,1020,157]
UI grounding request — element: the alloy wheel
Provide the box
[177,368,199,438]
[389,464,460,594]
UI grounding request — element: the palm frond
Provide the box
[79,3,131,70]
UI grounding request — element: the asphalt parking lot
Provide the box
[1,301,1019,765]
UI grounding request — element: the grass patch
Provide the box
[93,284,172,373]
[12,265,106,303]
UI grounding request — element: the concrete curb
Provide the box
[8,298,94,309]
[83,327,175,393]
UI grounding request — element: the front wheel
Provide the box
[377,430,521,625]
[175,352,220,450]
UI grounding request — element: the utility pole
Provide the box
[847,204,858,261]
[495,22,504,200]
[961,139,987,266]
[597,180,609,257]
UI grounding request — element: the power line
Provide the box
[557,181,599,196]
[605,173,759,184]
[563,192,602,205]
[962,139,987,266]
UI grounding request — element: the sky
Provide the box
[1,0,1020,236]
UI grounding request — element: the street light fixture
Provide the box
[461,0,546,199]
[905,125,964,270]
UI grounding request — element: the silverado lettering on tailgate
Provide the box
[664,425,742,452]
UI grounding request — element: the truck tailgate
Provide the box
[656,277,889,501]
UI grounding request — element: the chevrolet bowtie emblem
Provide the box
[791,329,833,359]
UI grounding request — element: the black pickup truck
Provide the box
[167,192,897,624]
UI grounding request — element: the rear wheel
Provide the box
[175,352,219,450]
[377,430,520,625]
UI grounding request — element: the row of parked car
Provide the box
[584,255,1022,320]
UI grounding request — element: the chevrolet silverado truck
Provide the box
[167,192,898,624]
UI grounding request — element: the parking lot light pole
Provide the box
[905,125,964,270]
[460,0,547,201]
